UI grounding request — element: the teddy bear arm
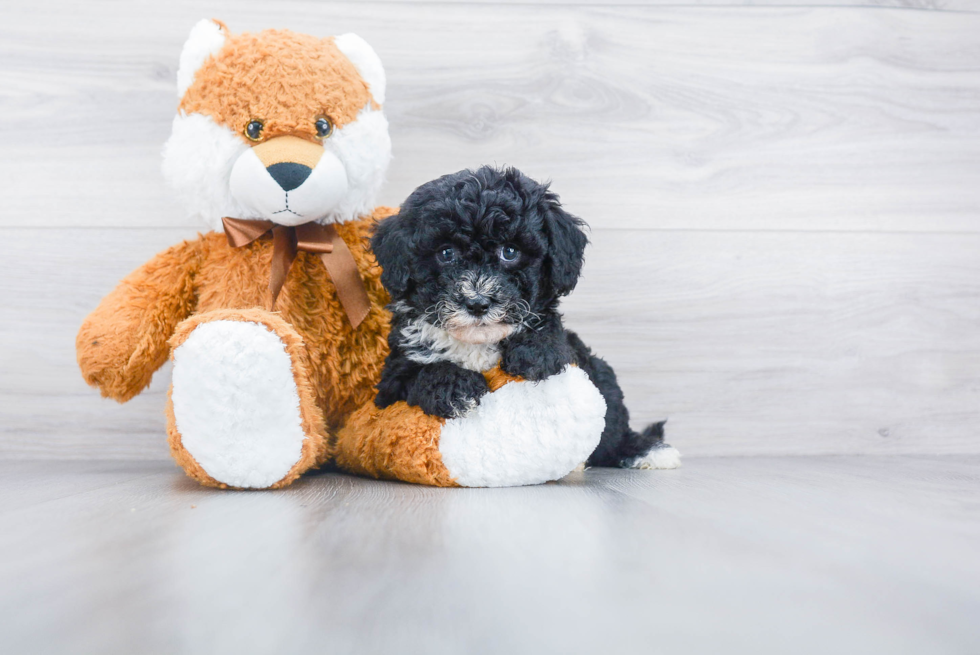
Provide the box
[76,238,204,402]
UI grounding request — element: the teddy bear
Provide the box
[77,20,611,490]
[77,19,396,489]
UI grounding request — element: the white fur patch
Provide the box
[438,366,606,487]
[627,445,683,470]
[400,316,502,372]
[449,323,514,345]
[171,320,307,489]
[162,107,390,231]
[334,33,386,105]
[322,107,391,223]
[161,112,251,228]
[176,19,227,98]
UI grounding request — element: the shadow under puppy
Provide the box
[372,166,680,469]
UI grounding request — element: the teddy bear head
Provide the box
[162,19,391,229]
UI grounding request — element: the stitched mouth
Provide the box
[271,192,303,218]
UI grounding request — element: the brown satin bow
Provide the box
[221,216,371,328]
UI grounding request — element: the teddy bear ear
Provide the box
[176,19,229,99]
[334,33,386,105]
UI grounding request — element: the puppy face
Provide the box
[373,166,588,345]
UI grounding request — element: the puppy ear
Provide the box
[542,199,588,297]
[371,213,412,297]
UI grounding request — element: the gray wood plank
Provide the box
[3,1,979,460]
[1,457,978,655]
[0,460,170,513]
[2,3,978,231]
[304,1,980,8]
[0,228,191,460]
[564,229,980,455]
[3,227,978,458]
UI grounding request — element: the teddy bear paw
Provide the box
[437,366,606,487]
[170,319,312,489]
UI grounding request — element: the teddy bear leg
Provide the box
[335,401,459,487]
[435,366,607,487]
[335,366,607,488]
[166,309,328,490]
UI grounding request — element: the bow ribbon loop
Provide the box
[221,216,371,328]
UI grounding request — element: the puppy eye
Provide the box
[435,246,457,265]
[315,116,333,139]
[244,120,264,141]
[498,245,520,263]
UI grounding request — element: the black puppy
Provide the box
[372,166,679,469]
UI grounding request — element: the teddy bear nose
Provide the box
[266,162,313,191]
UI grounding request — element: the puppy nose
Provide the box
[266,162,312,191]
[464,296,492,316]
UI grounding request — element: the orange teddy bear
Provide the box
[78,21,608,490]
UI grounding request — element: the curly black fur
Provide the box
[372,165,670,467]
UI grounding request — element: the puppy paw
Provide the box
[501,335,571,382]
[626,444,682,470]
[407,361,490,419]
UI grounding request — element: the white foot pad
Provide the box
[438,366,606,487]
[171,320,306,488]
[628,445,683,470]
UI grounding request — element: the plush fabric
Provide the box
[76,21,402,489]
[334,399,458,487]
[333,33,386,104]
[77,20,652,490]
[78,212,394,432]
[180,28,373,134]
[175,18,228,98]
[438,366,606,487]
[162,20,392,230]
[371,165,680,468]
[333,373,525,487]
[333,366,606,488]
[167,309,328,490]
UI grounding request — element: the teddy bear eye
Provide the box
[436,246,457,265]
[244,120,264,141]
[315,116,333,139]
[498,245,520,263]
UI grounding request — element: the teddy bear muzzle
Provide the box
[229,134,349,225]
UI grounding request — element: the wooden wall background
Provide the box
[2,0,979,459]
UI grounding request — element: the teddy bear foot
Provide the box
[335,366,607,487]
[166,310,328,489]
[437,366,606,487]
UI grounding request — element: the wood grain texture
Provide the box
[3,227,978,458]
[565,230,980,455]
[2,457,979,654]
[1,1,979,459]
[315,0,980,8]
[1,3,979,231]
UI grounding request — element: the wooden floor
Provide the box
[3,3,979,652]
[1,457,978,655]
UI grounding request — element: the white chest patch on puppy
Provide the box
[399,316,504,372]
